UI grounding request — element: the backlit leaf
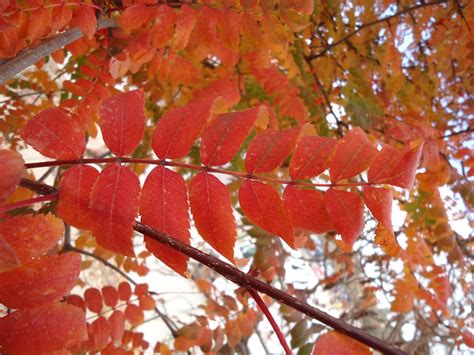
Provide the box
[141,166,190,276]
[363,186,393,231]
[85,287,103,313]
[118,281,132,301]
[192,77,240,108]
[172,5,198,51]
[0,214,64,263]
[0,149,24,203]
[102,286,119,308]
[125,304,144,326]
[152,5,176,48]
[0,234,19,273]
[100,90,146,156]
[20,108,85,159]
[245,127,300,174]
[324,188,364,247]
[0,253,81,309]
[189,172,236,263]
[289,136,338,180]
[139,294,156,310]
[86,316,111,352]
[89,164,140,257]
[201,106,266,166]
[329,128,377,182]
[368,143,424,188]
[374,224,403,257]
[58,165,99,230]
[0,303,87,353]
[313,331,371,354]
[239,180,294,247]
[109,310,125,343]
[72,5,97,39]
[152,100,215,159]
[116,4,154,32]
[283,186,334,234]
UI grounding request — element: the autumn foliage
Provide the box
[0,0,473,354]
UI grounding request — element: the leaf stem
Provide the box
[0,193,58,214]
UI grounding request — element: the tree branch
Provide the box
[307,0,448,60]
[0,19,117,85]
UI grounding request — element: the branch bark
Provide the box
[0,19,117,85]
[17,178,406,355]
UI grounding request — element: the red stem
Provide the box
[248,289,292,355]
[0,193,58,214]
[24,158,372,188]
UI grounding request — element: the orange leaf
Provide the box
[313,331,372,354]
[0,303,87,354]
[192,77,240,109]
[0,234,19,273]
[368,143,424,188]
[58,165,99,230]
[0,214,64,263]
[102,286,119,308]
[324,188,364,247]
[89,164,140,257]
[0,253,81,309]
[125,304,144,326]
[86,316,111,352]
[362,186,393,232]
[172,5,198,51]
[283,186,334,234]
[109,310,125,343]
[139,294,156,310]
[141,166,190,276]
[27,8,50,43]
[85,287,103,313]
[201,106,265,166]
[374,224,403,257]
[245,127,300,174]
[0,149,24,203]
[51,4,73,33]
[289,136,338,180]
[329,128,377,182]
[189,172,236,263]
[152,5,176,48]
[20,108,85,159]
[72,5,97,39]
[391,279,415,313]
[152,100,214,159]
[239,180,295,247]
[116,4,154,32]
[100,90,146,156]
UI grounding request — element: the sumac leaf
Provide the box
[245,127,300,174]
[313,331,371,354]
[172,5,198,51]
[289,136,337,180]
[239,180,294,247]
[141,166,190,276]
[109,310,125,343]
[329,128,377,182]
[363,186,393,231]
[86,316,111,352]
[20,108,85,159]
[84,287,103,313]
[58,165,99,230]
[189,172,236,263]
[89,164,140,257]
[0,149,24,203]
[72,4,97,39]
[0,303,87,354]
[283,186,334,234]
[116,4,154,32]
[102,286,119,308]
[324,188,364,248]
[100,90,146,156]
[125,304,144,326]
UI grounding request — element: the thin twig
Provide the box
[0,193,58,213]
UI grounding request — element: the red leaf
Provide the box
[100,90,146,156]
[189,172,236,263]
[89,164,140,257]
[245,127,300,174]
[118,281,132,301]
[368,143,423,188]
[0,253,81,309]
[329,128,377,182]
[139,294,156,310]
[0,149,24,203]
[134,283,148,296]
[51,4,73,33]
[0,234,19,273]
[289,136,338,180]
[283,186,334,234]
[72,5,97,39]
[324,188,364,248]
[125,304,144,326]
[58,165,99,230]
[116,4,154,32]
[192,77,240,109]
[20,108,85,159]
[239,180,294,247]
[201,106,265,166]
[27,8,50,43]
[363,186,393,231]
[109,310,125,343]
[0,303,87,354]
[172,5,198,51]
[152,100,214,159]
[102,286,119,308]
[0,214,64,264]
[141,166,190,276]
[66,295,86,313]
[152,5,176,48]
[312,331,372,355]
[86,316,111,352]
[85,287,103,313]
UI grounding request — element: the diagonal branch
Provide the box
[307,0,448,60]
[0,19,117,85]
[18,178,406,355]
